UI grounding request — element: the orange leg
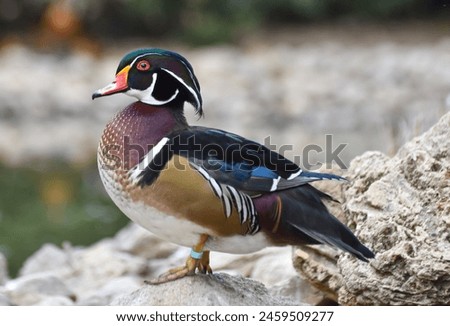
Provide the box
[148,234,211,284]
[198,250,212,274]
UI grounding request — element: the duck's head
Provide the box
[92,48,203,116]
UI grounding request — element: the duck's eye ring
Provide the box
[136,60,151,71]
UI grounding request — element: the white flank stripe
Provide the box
[209,178,223,197]
[196,165,230,200]
[241,196,248,224]
[246,195,255,217]
[227,186,242,212]
[241,198,248,223]
[270,176,281,191]
[196,166,211,180]
[222,196,232,218]
[129,137,170,181]
[287,169,302,180]
[249,196,256,216]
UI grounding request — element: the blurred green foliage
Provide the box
[0,162,128,276]
[0,0,448,45]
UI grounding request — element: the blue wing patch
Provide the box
[250,166,279,179]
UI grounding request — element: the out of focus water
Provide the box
[0,162,128,276]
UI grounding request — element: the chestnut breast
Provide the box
[99,101,178,173]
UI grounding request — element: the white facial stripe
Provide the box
[128,73,179,106]
[177,59,200,93]
[129,137,170,181]
[161,68,201,109]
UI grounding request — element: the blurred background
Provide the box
[0,0,449,277]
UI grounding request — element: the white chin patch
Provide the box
[126,73,179,106]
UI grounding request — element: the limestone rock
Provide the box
[111,273,296,306]
[77,276,142,306]
[5,273,75,305]
[12,239,149,305]
[65,240,148,303]
[268,275,325,306]
[294,112,450,305]
[19,243,70,276]
[167,246,318,305]
[35,296,75,306]
[244,248,323,305]
[70,240,148,281]
[114,223,179,260]
[0,288,11,306]
[292,246,343,303]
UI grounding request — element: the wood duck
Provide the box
[92,48,374,284]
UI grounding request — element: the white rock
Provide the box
[35,296,74,306]
[77,276,142,306]
[65,240,148,302]
[5,273,74,305]
[71,240,147,281]
[0,287,11,306]
[19,243,70,276]
[249,247,297,285]
[114,223,179,259]
[111,273,296,306]
[269,276,322,305]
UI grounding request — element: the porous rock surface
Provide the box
[112,273,295,306]
[294,112,450,305]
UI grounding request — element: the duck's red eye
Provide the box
[136,60,150,71]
